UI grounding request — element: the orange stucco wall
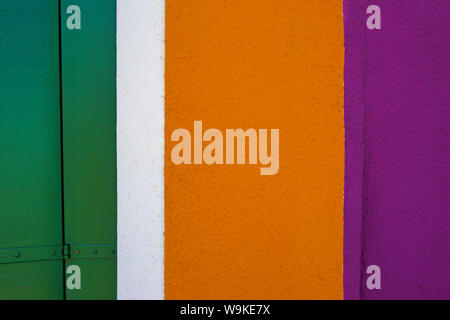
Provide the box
[165,0,344,299]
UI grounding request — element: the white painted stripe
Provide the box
[117,0,165,299]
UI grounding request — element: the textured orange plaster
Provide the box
[165,0,344,299]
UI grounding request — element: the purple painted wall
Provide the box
[344,0,450,299]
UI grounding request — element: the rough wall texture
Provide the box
[343,1,366,300]
[166,0,344,299]
[117,0,164,299]
[344,0,450,299]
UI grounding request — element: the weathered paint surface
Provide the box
[344,0,450,299]
[166,0,344,299]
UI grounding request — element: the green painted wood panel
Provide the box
[0,0,63,299]
[60,0,117,299]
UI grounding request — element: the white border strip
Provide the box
[117,0,165,299]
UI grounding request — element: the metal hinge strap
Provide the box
[67,244,116,260]
[0,245,65,264]
[0,244,116,264]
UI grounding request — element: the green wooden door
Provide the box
[0,0,64,299]
[0,0,116,300]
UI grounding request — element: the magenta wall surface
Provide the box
[344,0,450,299]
